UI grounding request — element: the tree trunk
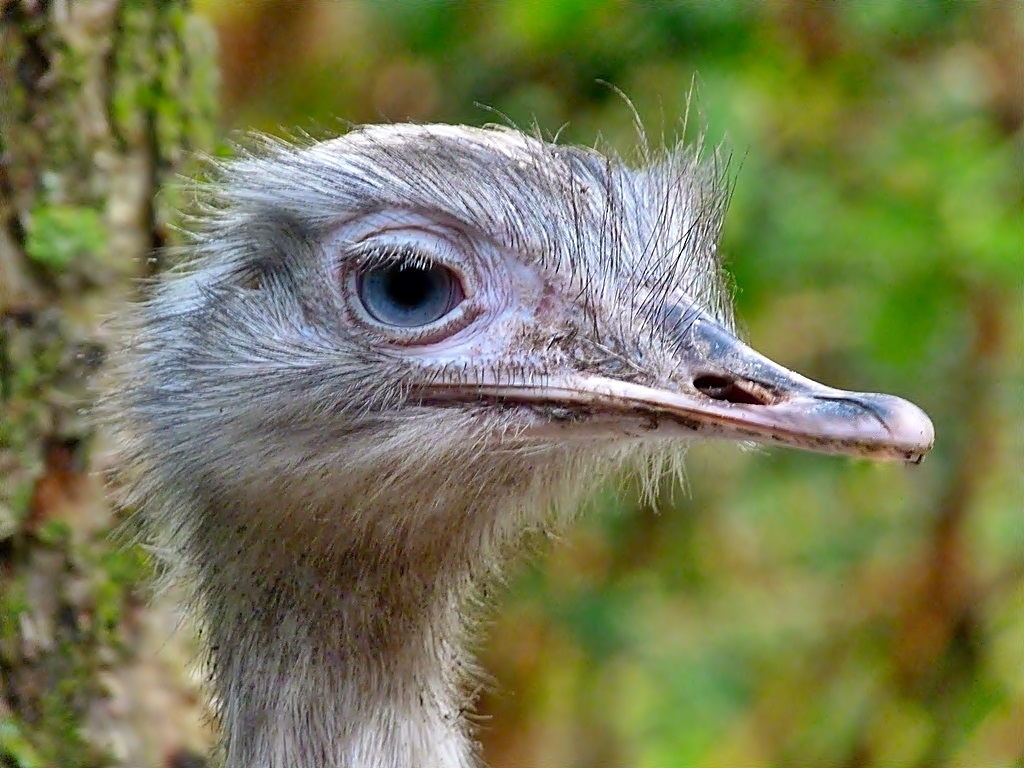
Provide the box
[0,2,216,765]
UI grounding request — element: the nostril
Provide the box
[693,374,774,406]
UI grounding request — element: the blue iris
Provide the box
[359,261,460,328]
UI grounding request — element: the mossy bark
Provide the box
[0,1,216,765]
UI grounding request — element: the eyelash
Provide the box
[356,243,435,271]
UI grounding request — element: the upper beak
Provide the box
[425,306,935,464]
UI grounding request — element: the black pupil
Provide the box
[386,266,432,309]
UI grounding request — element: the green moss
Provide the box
[0,719,43,768]
[0,580,30,665]
[6,481,34,523]
[24,206,106,271]
[35,519,71,547]
[110,2,158,145]
[100,544,151,587]
[39,678,107,768]
[94,546,152,645]
[181,13,220,154]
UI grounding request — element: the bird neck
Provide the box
[197,499,499,768]
[183,444,598,768]
[206,554,481,768]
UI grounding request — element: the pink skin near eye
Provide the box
[328,211,546,358]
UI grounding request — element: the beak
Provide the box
[424,307,935,464]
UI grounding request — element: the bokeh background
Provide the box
[195,2,1022,767]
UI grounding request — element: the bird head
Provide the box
[117,124,933,554]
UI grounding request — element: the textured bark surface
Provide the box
[0,1,215,765]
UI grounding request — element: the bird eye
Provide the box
[357,261,465,328]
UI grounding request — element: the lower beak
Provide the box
[425,312,935,464]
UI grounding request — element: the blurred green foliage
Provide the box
[197,1,1022,766]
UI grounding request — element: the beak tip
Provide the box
[876,394,935,463]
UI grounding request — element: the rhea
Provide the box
[108,124,934,768]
